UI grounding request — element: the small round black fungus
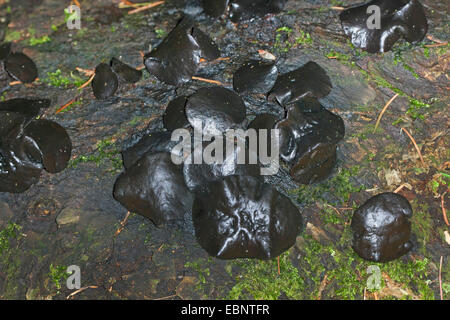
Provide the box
[110,57,142,84]
[92,63,118,100]
[113,152,194,227]
[163,96,190,131]
[4,52,38,83]
[185,86,246,135]
[340,0,428,53]
[144,16,220,86]
[192,175,303,259]
[233,60,278,94]
[229,0,287,22]
[23,119,72,173]
[351,192,413,262]
[269,61,332,106]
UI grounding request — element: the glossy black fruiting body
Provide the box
[185,86,246,135]
[192,175,303,259]
[121,131,178,170]
[110,57,142,84]
[163,96,190,131]
[144,17,220,86]
[2,50,38,83]
[340,0,428,53]
[91,63,119,100]
[183,139,261,192]
[275,97,345,184]
[113,152,194,227]
[351,192,413,262]
[0,98,50,117]
[229,0,287,22]
[233,60,278,94]
[0,100,72,193]
[269,61,332,106]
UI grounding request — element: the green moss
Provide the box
[0,222,22,255]
[290,166,364,206]
[227,251,305,299]
[5,30,22,42]
[44,69,86,88]
[274,27,311,53]
[29,35,51,46]
[48,264,69,294]
[410,201,434,252]
[68,138,122,173]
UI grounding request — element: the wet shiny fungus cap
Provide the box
[340,0,428,53]
[351,192,413,262]
[192,175,303,260]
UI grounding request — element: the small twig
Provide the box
[153,294,177,300]
[78,73,95,89]
[66,286,98,299]
[401,127,426,167]
[442,192,449,226]
[191,76,223,86]
[115,211,131,236]
[324,203,342,215]
[75,67,95,77]
[426,34,447,44]
[316,274,329,300]
[373,93,399,133]
[330,6,344,11]
[439,256,443,300]
[128,1,164,14]
[424,43,448,48]
[394,184,406,194]
[9,81,21,86]
[55,99,76,114]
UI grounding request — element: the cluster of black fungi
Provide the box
[1,0,428,262]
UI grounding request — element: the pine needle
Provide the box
[373,93,399,133]
[401,127,426,167]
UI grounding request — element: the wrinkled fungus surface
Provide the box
[233,60,278,94]
[113,152,194,227]
[144,17,220,86]
[0,102,72,193]
[269,61,332,106]
[351,192,413,262]
[192,175,303,259]
[340,0,428,53]
[185,86,246,135]
[275,97,345,184]
[92,63,119,100]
